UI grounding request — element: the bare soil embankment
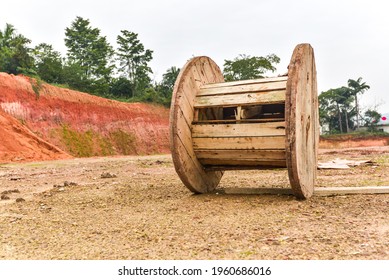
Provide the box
[320,134,389,149]
[0,109,71,163]
[0,73,170,163]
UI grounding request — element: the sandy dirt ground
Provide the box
[1,147,388,260]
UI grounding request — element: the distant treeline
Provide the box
[0,17,280,107]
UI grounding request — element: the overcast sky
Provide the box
[1,0,388,113]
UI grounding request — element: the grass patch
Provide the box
[321,131,389,140]
[29,77,44,99]
[374,155,389,165]
[109,129,137,155]
[58,126,137,157]
[61,125,94,157]
[49,83,71,89]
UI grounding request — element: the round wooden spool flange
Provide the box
[285,44,319,199]
[170,44,318,199]
[169,57,225,194]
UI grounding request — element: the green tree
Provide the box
[0,23,34,75]
[62,62,89,90]
[319,89,342,133]
[223,54,280,82]
[0,23,16,71]
[33,43,64,83]
[0,24,14,46]
[347,77,370,129]
[139,87,165,104]
[116,30,153,97]
[64,17,114,94]
[319,87,354,134]
[336,87,354,133]
[364,109,381,132]
[158,66,180,101]
[109,76,133,98]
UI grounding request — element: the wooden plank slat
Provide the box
[194,149,286,160]
[194,90,286,108]
[205,166,286,171]
[216,188,293,195]
[192,122,286,138]
[198,80,287,96]
[199,158,287,167]
[201,76,288,89]
[193,118,285,124]
[193,136,285,150]
[215,186,389,196]
[314,186,389,196]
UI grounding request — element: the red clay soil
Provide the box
[0,73,170,163]
[319,136,389,149]
[0,109,71,163]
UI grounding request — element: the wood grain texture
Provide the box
[194,90,285,108]
[194,149,286,160]
[285,44,319,199]
[193,118,285,124]
[193,136,285,150]
[201,76,288,89]
[169,57,224,193]
[198,80,287,96]
[200,159,286,167]
[192,122,286,138]
[195,149,286,167]
[314,186,389,196]
[217,186,389,196]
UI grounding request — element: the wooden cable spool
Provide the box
[169,43,319,199]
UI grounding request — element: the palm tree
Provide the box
[0,23,16,46]
[162,67,180,91]
[348,77,370,129]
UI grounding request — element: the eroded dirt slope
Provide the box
[0,109,71,163]
[0,73,170,161]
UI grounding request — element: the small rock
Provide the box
[16,198,25,203]
[100,172,117,179]
[10,177,22,181]
[54,181,77,188]
[58,187,65,192]
[1,194,10,200]
[64,181,78,187]
[1,189,20,195]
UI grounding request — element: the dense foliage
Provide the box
[319,77,381,134]
[0,19,176,106]
[223,54,280,81]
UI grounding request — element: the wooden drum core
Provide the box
[192,76,287,169]
[170,44,318,199]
